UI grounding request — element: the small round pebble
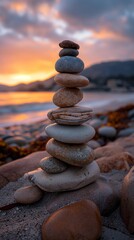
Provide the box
[42,199,102,240]
[98,126,117,138]
[14,185,43,204]
[59,48,79,57]
[55,56,84,73]
[53,87,83,107]
[59,40,80,49]
[40,156,68,174]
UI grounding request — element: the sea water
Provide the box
[0,92,134,127]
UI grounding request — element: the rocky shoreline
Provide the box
[0,103,134,239]
[0,103,133,166]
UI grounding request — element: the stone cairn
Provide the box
[14,40,100,203]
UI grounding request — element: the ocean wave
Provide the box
[0,102,55,115]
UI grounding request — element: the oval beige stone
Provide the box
[53,88,83,107]
[45,123,95,144]
[14,185,43,204]
[54,73,89,87]
[26,161,100,192]
[46,139,94,166]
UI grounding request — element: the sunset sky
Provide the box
[0,0,134,86]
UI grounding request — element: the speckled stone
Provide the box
[26,162,100,192]
[54,73,89,88]
[59,40,80,49]
[59,48,79,57]
[45,123,95,144]
[53,87,83,107]
[55,56,84,73]
[47,106,93,125]
[46,138,95,167]
[39,156,68,174]
[14,185,43,204]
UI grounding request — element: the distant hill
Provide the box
[82,60,134,85]
[1,60,134,92]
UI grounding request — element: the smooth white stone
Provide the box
[45,123,95,144]
[25,161,100,192]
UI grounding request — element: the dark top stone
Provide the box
[59,48,79,57]
[59,40,80,49]
[55,56,84,73]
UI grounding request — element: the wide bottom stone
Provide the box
[25,161,100,192]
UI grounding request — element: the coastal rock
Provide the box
[40,156,68,174]
[42,200,102,240]
[54,73,89,87]
[118,128,134,137]
[121,166,134,233]
[46,138,95,166]
[112,134,134,156]
[55,56,84,73]
[95,145,124,159]
[0,151,48,188]
[47,106,93,125]
[59,40,80,49]
[96,152,134,173]
[98,126,117,138]
[26,161,100,192]
[53,87,83,107]
[45,123,95,144]
[59,48,79,57]
[14,185,43,204]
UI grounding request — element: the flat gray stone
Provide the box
[55,56,84,73]
[59,48,79,57]
[45,123,95,144]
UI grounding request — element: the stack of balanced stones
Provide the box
[23,40,100,192]
[24,40,100,193]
